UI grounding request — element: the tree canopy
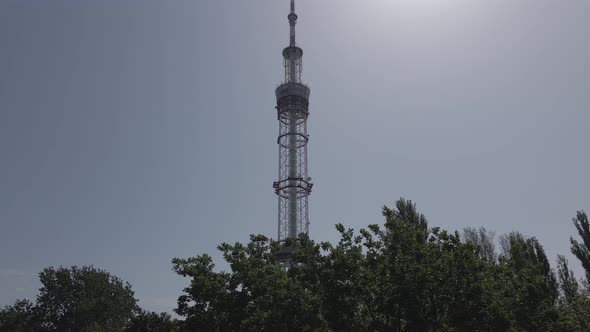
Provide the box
[0,266,178,332]
[571,211,590,284]
[172,198,590,332]
[3,198,589,331]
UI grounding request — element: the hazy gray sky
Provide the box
[1,0,589,313]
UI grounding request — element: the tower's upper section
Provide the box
[281,0,305,85]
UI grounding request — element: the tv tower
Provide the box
[273,0,313,246]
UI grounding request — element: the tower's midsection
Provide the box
[274,83,312,241]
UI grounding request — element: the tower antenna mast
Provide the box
[273,0,313,266]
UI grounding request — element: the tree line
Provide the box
[2,198,589,331]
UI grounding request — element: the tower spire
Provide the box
[288,0,297,47]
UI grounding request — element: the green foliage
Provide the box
[571,211,590,284]
[490,233,560,330]
[172,235,327,331]
[0,266,167,332]
[174,198,589,331]
[33,265,138,331]
[0,299,35,332]
[555,255,590,332]
[4,199,590,332]
[127,310,180,332]
[463,227,497,262]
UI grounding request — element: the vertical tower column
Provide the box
[274,84,311,241]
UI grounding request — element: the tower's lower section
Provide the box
[274,83,312,242]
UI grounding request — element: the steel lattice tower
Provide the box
[273,0,313,245]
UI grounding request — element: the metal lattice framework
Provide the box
[273,0,312,244]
